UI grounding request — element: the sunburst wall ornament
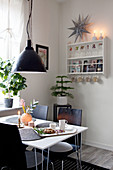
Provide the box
[68,15,91,43]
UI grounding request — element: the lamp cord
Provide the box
[26,0,33,40]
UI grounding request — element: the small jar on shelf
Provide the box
[80,45,85,57]
[85,44,91,56]
[75,46,79,57]
[91,43,98,56]
[83,60,89,72]
[92,76,99,82]
[96,59,103,72]
[68,46,73,58]
[76,65,81,72]
[97,42,103,55]
[77,76,84,82]
[85,76,91,82]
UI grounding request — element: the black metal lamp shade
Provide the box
[12,40,46,72]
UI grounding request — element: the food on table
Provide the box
[43,128,55,134]
[34,128,45,134]
[34,127,65,135]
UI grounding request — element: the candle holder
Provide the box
[92,36,97,40]
[92,31,97,40]
[18,110,22,128]
[18,116,21,128]
[99,34,103,40]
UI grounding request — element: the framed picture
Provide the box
[36,44,49,70]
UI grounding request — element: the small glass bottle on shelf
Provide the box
[75,46,79,57]
[99,31,103,40]
[69,46,72,58]
[83,60,88,72]
[96,59,103,72]
[97,42,103,55]
[85,44,91,56]
[80,45,85,57]
[91,43,97,56]
[92,31,97,40]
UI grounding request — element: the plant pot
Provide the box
[4,98,13,108]
[21,113,32,126]
[57,96,67,105]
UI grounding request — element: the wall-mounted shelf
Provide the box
[67,39,106,76]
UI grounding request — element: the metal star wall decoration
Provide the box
[68,15,91,43]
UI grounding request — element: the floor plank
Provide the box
[69,144,113,169]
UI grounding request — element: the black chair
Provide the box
[58,108,82,148]
[0,123,43,170]
[49,108,82,170]
[32,105,48,120]
[0,123,27,170]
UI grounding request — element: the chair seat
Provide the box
[50,142,73,152]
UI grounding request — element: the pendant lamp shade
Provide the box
[12,40,46,72]
[12,0,46,72]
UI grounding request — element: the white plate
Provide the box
[65,125,74,131]
[4,116,36,124]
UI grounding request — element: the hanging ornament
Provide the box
[68,15,91,43]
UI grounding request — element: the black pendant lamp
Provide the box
[12,0,46,72]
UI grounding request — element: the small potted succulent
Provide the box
[0,58,27,108]
[50,75,74,105]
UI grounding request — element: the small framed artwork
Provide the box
[36,44,49,70]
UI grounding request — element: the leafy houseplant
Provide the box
[0,58,27,107]
[50,75,74,105]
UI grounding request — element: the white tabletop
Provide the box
[0,115,88,150]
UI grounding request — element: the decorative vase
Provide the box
[4,98,13,108]
[21,113,32,126]
[57,96,67,105]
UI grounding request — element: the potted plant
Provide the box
[0,58,27,108]
[50,75,74,105]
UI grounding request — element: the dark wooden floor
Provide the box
[69,144,113,169]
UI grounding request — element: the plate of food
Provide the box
[34,127,77,137]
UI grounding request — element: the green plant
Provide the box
[50,75,74,98]
[0,57,27,98]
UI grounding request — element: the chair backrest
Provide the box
[57,108,82,145]
[32,105,48,120]
[0,123,27,170]
[58,108,82,126]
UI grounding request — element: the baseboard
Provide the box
[83,139,113,151]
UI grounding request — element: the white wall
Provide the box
[20,0,113,150]
[58,0,113,150]
[20,0,60,120]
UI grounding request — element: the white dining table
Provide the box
[0,115,88,170]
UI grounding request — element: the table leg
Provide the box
[34,148,38,170]
[79,133,82,170]
[47,147,50,170]
[75,135,79,170]
[42,150,43,170]
[76,133,82,170]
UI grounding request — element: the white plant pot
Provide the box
[57,96,67,105]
